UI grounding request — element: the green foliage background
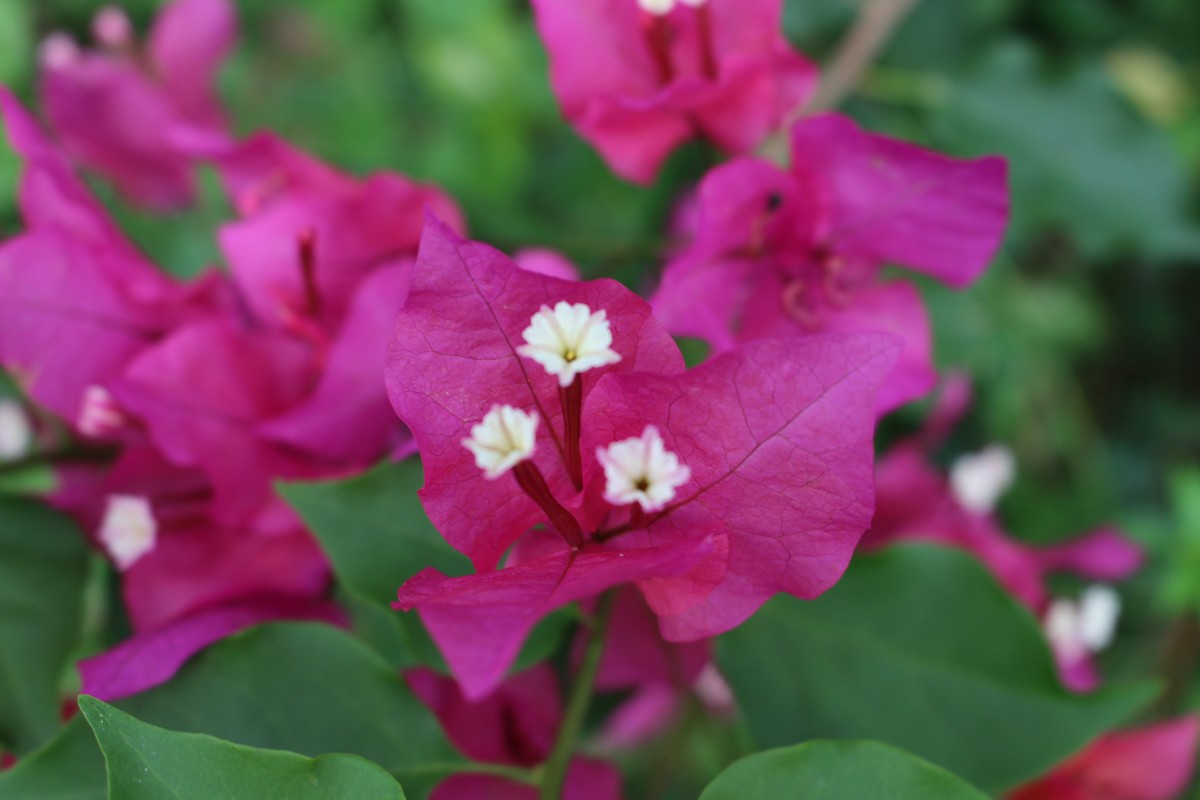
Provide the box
[0,0,1198,796]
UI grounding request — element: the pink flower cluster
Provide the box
[0,0,1193,796]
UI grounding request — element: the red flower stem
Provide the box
[640,13,674,85]
[560,379,584,491]
[513,462,583,550]
[539,590,616,800]
[695,4,718,81]
[297,227,321,318]
[630,505,646,530]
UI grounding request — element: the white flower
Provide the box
[950,444,1015,515]
[637,0,706,14]
[98,495,157,571]
[39,33,80,69]
[0,399,32,462]
[463,405,539,479]
[596,426,690,512]
[638,0,675,14]
[77,385,127,438]
[1044,585,1121,661]
[518,301,621,388]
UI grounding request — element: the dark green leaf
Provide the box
[718,545,1155,792]
[0,716,106,800]
[79,696,405,800]
[0,497,89,753]
[933,40,1200,259]
[0,623,458,799]
[700,740,987,800]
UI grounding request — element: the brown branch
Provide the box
[759,0,921,162]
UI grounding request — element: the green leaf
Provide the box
[279,460,468,668]
[717,545,1155,792]
[700,740,987,800]
[279,460,469,606]
[280,460,573,674]
[0,623,458,799]
[79,696,405,800]
[933,40,1200,259]
[0,716,106,800]
[0,497,89,754]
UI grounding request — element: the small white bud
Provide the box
[77,385,127,438]
[596,425,690,513]
[638,0,676,15]
[98,495,157,571]
[39,33,81,69]
[518,301,622,388]
[1044,584,1121,661]
[463,405,539,480]
[950,444,1015,515]
[0,400,32,461]
[93,6,134,49]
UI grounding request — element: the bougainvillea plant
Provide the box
[0,0,1195,798]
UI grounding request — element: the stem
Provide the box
[758,0,921,163]
[513,462,583,549]
[1155,613,1200,716]
[695,4,718,81]
[540,591,616,800]
[297,227,321,318]
[560,380,583,491]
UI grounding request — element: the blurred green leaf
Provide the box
[280,460,576,674]
[79,696,405,800]
[0,716,105,800]
[700,740,987,800]
[934,41,1200,259]
[0,623,458,800]
[1161,467,1200,614]
[718,545,1156,792]
[0,497,88,754]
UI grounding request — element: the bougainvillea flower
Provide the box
[54,447,329,632]
[652,113,1007,410]
[408,665,623,800]
[387,219,894,696]
[529,0,817,183]
[407,665,562,767]
[1009,716,1200,800]
[39,0,236,208]
[78,596,344,702]
[0,90,223,424]
[863,379,1143,615]
[1043,585,1121,693]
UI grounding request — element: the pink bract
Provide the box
[387,220,894,697]
[651,113,1007,411]
[1008,716,1200,800]
[39,0,236,208]
[530,0,816,183]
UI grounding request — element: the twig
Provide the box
[539,590,616,800]
[806,0,921,115]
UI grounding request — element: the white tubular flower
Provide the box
[0,399,32,462]
[93,6,134,48]
[463,405,539,480]
[98,495,157,571]
[77,385,126,438]
[39,33,80,69]
[638,0,675,14]
[949,444,1015,515]
[596,425,690,512]
[518,301,621,388]
[1044,585,1121,661]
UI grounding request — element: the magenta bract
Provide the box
[386,220,895,697]
[530,0,816,183]
[652,113,1008,411]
